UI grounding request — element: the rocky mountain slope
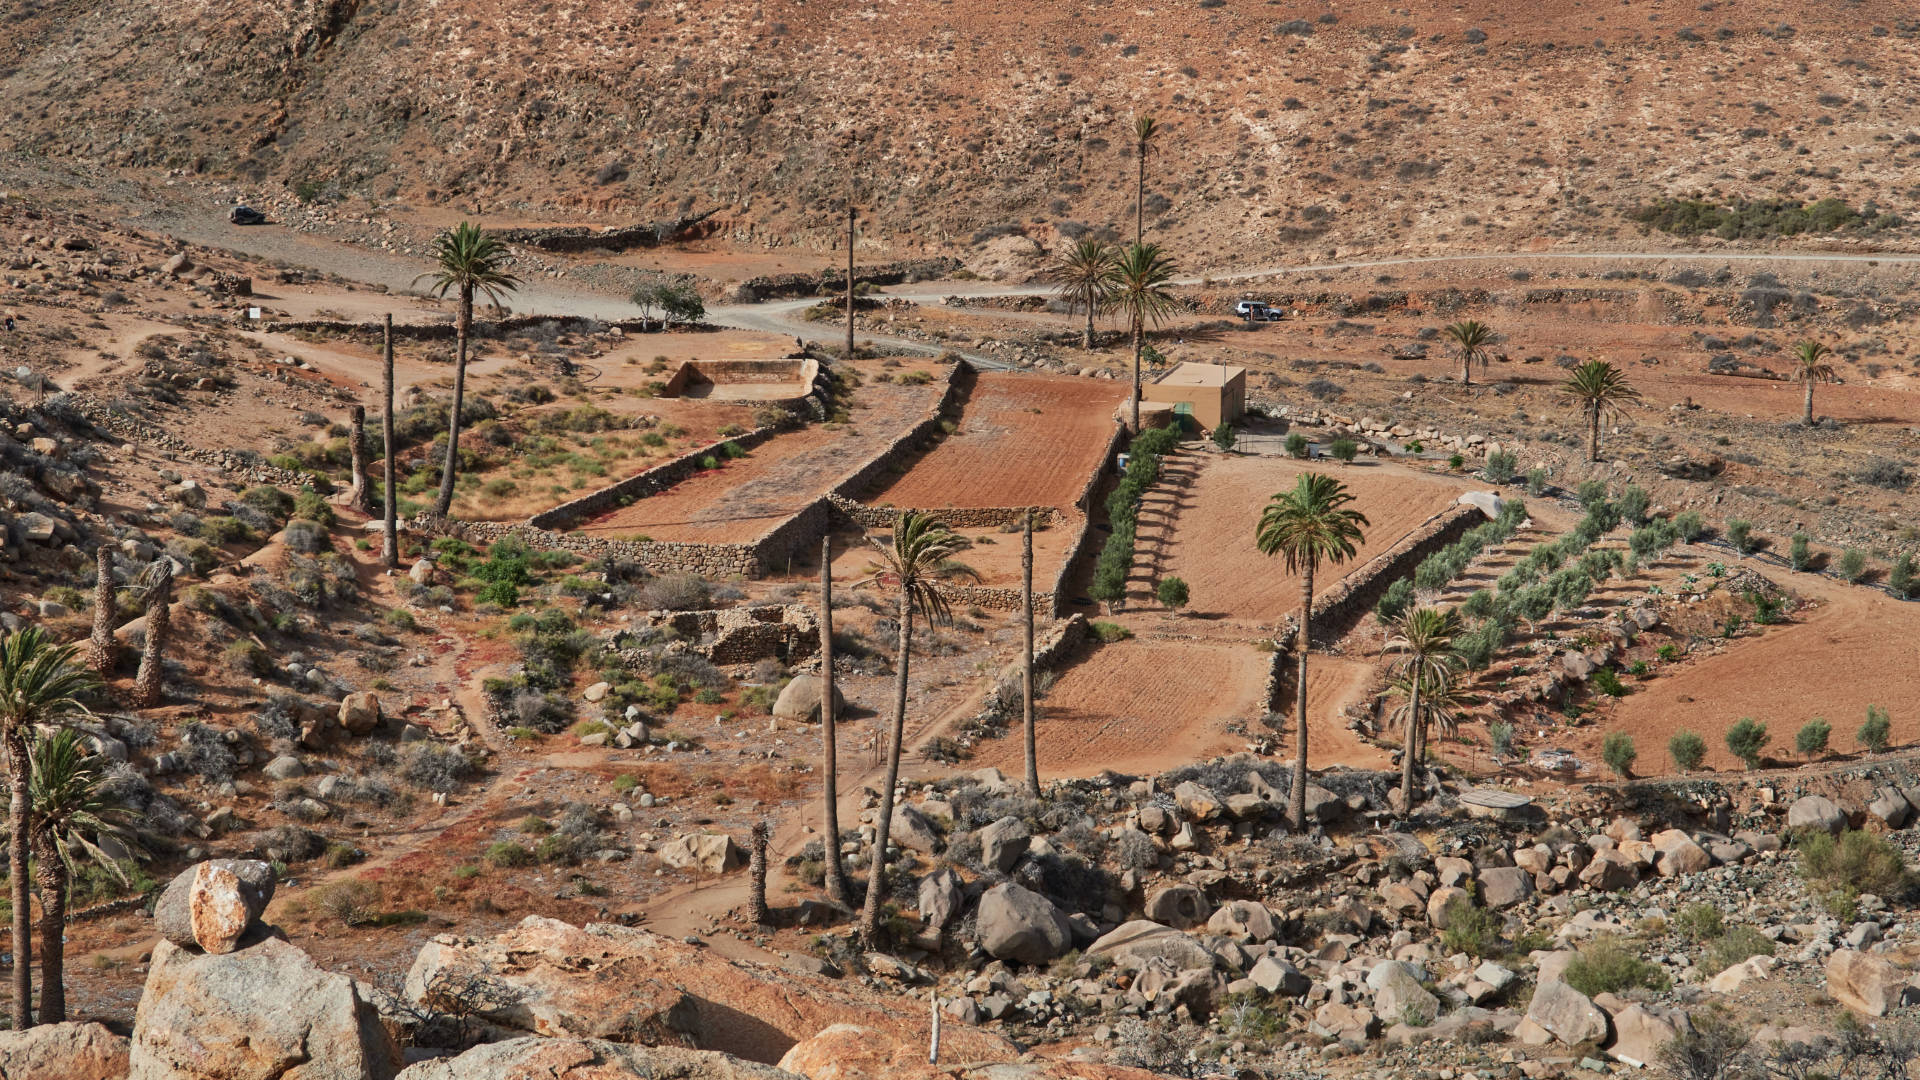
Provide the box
[3,1,1918,264]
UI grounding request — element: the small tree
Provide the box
[1617,485,1651,525]
[1482,448,1517,484]
[1330,438,1359,463]
[1670,730,1707,771]
[1489,721,1515,758]
[1674,510,1705,542]
[1860,705,1892,754]
[1725,518,1755,554]
[1602,732,1637,778]
[659,281,706,324]
[1284,432,1309,459]
[1211,423,1237,452]
[1725,717,1769,770]
[1796,717,1831,759]
[1526,466,1549,496]
[1838,548,1868,583]
[1891,554,1916,599]
[1156,576,1190,611]
[1789,532,1812,572]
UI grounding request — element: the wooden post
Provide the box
[381,315,399,569]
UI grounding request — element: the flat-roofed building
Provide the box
[1143,361,1247,430]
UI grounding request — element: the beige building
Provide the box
[1143,362,1247,430]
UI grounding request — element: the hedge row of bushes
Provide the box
[1089,428,1181,606]
[1375,498,1529,621]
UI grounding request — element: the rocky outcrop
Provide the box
[1825,950,1916,1016]
[776,1024,1176,1080]
[659,833,745,874]
[131,935,399,1080]
[0,1021,128,1080]
[394,1038,798,1080]
[152,859,275,954]
[1787,795,1848,835]
[977,883,1072,965]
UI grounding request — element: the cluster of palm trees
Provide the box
[0,626,136,1028]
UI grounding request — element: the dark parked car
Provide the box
[229,205,266,226]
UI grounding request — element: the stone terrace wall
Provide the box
[733,257,963,302]
[825,495,1064,531]
[413,514,760,578]
[830,362,976,502]
[1047,422,1128,617]
[1311,503,1483,634]
[527,425,783,532]
[750,497,834,578]
[662,358,818,397]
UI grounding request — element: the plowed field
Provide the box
[864,372,1123,511]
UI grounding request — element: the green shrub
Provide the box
[1526,467,1549,496]
[1210,424,1236,452]
[1795,717,1831,758]
[1674,903,1724,943]
[1284,432,1309,459]
[242,485,297,522]
[1601,732,1636,777]
[1090,621,1132,644]
[1700,925,1774,976]
[1891,554,1916,599]
[1860,705,1892,753]
[294,488,336,528]
[1330,438,1359,463]
[1576,479,1609,509]
[1447,452,1465,470]
[1673,510,1704,542]
[1724,717,1768,769]
[1375,578,1415,622]
[1669,730,1707,771]
[485,841,534,868]
[1725,518,1755,554]
[1156,576,1190,610]
[1618,485,1651,525]
[1564,936,1670,997]
[1482,449,1517,484]
[1489,721,1514,757]
[1591,668,1628,698]
[1837,548,1868,583]
[1789,532,1813,571]
[1798,830,1915,914]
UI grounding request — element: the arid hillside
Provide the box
[3,0,1918,265]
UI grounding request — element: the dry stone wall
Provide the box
[528,425,783,531]
[414,514,761,578]
[1047,423,1128,617]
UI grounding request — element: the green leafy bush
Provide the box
[1674,903,1723,943]
[1795,717,1831,758]
[1724,717,1768,769]
[1156,576,1190,610]
[1798,830,1915,915]
[1526,467,1549,496]
[1330,438,1359,463]
[1859,705,1892,753]
[1601,732,1636,776]
[1700,926,1775,977]
[1673,510,1704,542]
[1726,518,1755,554]
[1284,432,1309,459]
[1789,532,1812,571]
[1890,554,1916,599]
[1564,936,1670,997]
[1839,548,1869,584]
[1669,730,1707,771]
[485,841,534,868]
[1375,577,1415,622]
[1591,668,1629,698]
[1482,448,1517,484]
[1617,485,1650,525]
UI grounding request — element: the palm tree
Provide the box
[1790,340,1836,426]
[1044,239,1120,350]
[30,728,137,1023]
[87,545,116,675]
[0,627,98,1029]
[1021,511,1039,798]
[817,537,849,907]
[1384,607,1461,817]
[1560,360,1641,463]
[381,314,399,569]
[133,559,173,710]
[1384,666,1470,761]
[1132,115,1160,244]
[855,512,979,944]
[415,223,521,516]
[1444,320,1495,387]
[1255,475,1369,827]
[1113,242,1180,432]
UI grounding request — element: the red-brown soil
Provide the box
[864,372,1125,512]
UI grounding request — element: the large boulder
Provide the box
[1522,980,1609,1046]
[1787,795,1848,836]
[1143,884,1211,930]
[977,883,1072,966]
[1204,900,1278,944]
[1248,955,1309,996]
[394,1037,796,1080]
[917,869,962,929]
[1826,950,1917,1016]
[977,816,1031,874]
[1649,830,1711,878]
[1086,920,1213,973]
[1607,1004,1688,1068]
[0,1021,128,1080]
[337,692,382,736]
[659,833,745,874]
[151,859,276,954]
[1173,781,1222,822]
[776,1024,1173,1080]
[131,935,400,1080]
[772,676,843,724]
[888,804,941,854]
[1477,866,1533,909]
[1367,962,1438,1027]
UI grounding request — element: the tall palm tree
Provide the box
[1044,239,1120,350]
[30,728,136,1024]
[87,545,116,675]
[382,314,399,569]
[416,223,521,516]
[817,537,849,907]
[1113,242,1180,432]
[1384,607,1461,817]
[1790,340,1836,426]
[1444,320,1495,387]
[1132,115,1160,244]
[133,559,173,710]
[855,512,978,944]
[1255,475,1369,827]
[1560,360,1641,463]
[1385,667,1470,761]
[1021,511,1039,798]
[0,627,98,1029]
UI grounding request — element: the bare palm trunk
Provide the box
[347,405,371,514]
[747,819,769,925]
[1136,148,1146,245]
[433,287,473,516]
[382,315,399,569]
[1022,512,1038,798]
[33,843,64,1023]
[7,728,31,1030]
[859,590,914,945]
[1803,381,1814,426]
[1131,315,1143,433]
[1399,679,1421,819]
[1291,563,1314,829]
[1588,409,1601,464]
[845,205,856,362]
[1462,351,1472,387]
[134,562,172,709]
[1082,294,1095,351]
[819,539,849,907]
[87,545,115,675]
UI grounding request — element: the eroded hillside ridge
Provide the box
[5,1,1919,259]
